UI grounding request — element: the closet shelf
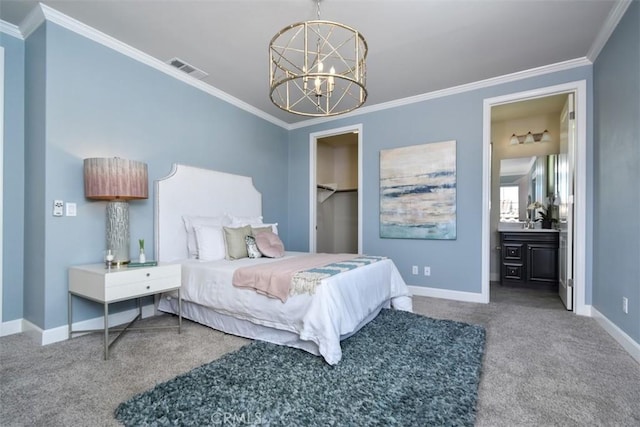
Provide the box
[317,183,358,203]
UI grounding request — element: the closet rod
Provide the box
[316,185,357,193]
[317,184,336,191]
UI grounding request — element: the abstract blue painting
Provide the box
[380,140,457,239]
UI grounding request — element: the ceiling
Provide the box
[500,156,536,178]
[492,93,568,122]
[0,1,622,126]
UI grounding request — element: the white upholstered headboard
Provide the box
[154,164,262,262]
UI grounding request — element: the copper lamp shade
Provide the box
[84,158,148,264]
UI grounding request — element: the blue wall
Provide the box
[0,32,25,322]
[24,24,48,328]
[289,66,593,296]
[2,4,638,348]
[593,1,640,343]
[20,22,289,329]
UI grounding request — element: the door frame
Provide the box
[482,80,588,315]
[309,124,363,253]
[0,46,4,331]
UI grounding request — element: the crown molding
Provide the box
[0,20,23,40]
[31,4,289,129]
[587,0,633,62]
[18,2,46,38]
[289,57,592,130]
[9,3,607,131]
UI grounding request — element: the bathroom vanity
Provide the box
[499,230,559,289]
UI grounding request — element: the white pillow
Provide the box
[193,225,226,261]
[229,214,263,226]
[229,214,279,235]
[183,215,231,258]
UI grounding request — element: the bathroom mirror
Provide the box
[499,155,558,222]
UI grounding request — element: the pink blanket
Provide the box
[232,253,355,302]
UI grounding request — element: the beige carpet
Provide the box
[1,285,638,426]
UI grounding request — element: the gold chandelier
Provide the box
[269,0,368,117]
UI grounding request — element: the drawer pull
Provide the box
[146,273,150,277]
[146,285,150,290]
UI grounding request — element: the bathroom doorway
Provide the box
[482,81,588,315]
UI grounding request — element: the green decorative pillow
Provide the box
[251,226,273,236]
[223,225,252,260]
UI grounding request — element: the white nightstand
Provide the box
[68,262,182,360]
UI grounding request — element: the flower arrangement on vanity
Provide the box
[528,196,559,229]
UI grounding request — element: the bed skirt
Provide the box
[158,294,387,359]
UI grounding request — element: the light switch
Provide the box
[66,202,77,217]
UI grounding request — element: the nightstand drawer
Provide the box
[106,277,179,301]
[103,264,180,287]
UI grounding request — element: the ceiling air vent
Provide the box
[166,57,208,80]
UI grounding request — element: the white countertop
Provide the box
[498,224,559,232]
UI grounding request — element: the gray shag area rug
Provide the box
[115,309,486,426]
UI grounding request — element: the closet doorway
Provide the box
[309,124,363,254]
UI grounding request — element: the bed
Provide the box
[155,164,412,365]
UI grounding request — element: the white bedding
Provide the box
[159,252,412,364]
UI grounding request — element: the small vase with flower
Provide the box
[138,239,146,263]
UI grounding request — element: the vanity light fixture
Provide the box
[509,130,552,145]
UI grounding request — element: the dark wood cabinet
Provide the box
[500,231,559,289]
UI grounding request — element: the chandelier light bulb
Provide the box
[329,67,336,92]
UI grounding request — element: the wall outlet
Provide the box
[424,266,431,276]
[53,200,64,217]
[622,297,628,314]
[412,265,418,275]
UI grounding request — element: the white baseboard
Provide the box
[409,285,487,303]
[576,303,593,317]
[3,303,156,345]
[0,319,24,337]
[592,307,640,365]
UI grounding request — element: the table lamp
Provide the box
[84,158,148,265]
